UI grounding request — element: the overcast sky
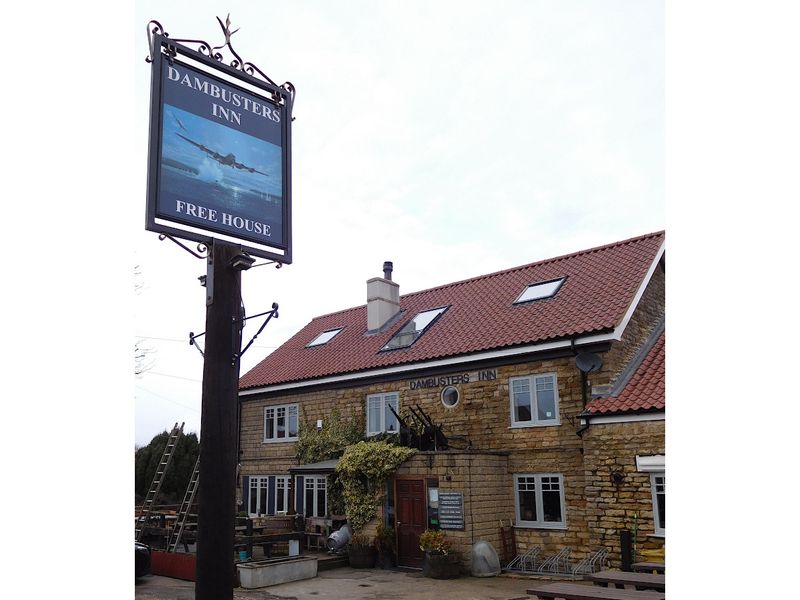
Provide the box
[132,0,665,447]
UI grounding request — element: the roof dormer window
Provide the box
[514,278,565,304]
[381,306,448,351]
[306,328,343,347]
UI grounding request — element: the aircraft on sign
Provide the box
[175,133,269,177]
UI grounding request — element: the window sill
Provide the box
[509,421,560,429]
[514,523,567,530]
[263,438,298,444]
[648,533,665,539]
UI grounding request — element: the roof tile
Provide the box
[584,329,665,415]
[240,231,665,389]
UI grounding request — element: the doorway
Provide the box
[395,478,426,568]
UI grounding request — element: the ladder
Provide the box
[136,422,184,541]
[167,453,200,552]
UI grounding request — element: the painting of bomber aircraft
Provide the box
[174,132,269,177]
[160,105,281,187]
[157,104,284,243]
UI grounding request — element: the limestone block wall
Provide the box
[507,446,591,560]
[582,420,665,567]
[394,451,512,572]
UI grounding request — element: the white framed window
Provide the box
[514,473,566,529]
[306,328,343,347]
[247,475,290,517]
[381,307,448,350]
[636,455,665,537]
[650,473,665,536]
[264,404,299,442]
[514,278,565,304]
[303,475,327,518]
[509,373,560,426]
[366,392,399,436]
[275,476,290,514]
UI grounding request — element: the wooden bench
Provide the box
[586,570,665,592]
[631,562,665,574]
[526,582,665,600]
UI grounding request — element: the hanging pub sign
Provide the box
[145,21,294,263]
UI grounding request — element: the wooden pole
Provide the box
[196,241,243,600]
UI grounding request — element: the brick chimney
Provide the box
[367,261,400,331]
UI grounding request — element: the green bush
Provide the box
[336,441,415,532]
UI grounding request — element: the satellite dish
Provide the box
[576,352,603,373]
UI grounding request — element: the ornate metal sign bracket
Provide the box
[158,233,208,259]
[145,15,295,115]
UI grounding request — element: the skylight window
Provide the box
[514,278,565,304]
[306,328,343,347]
[381,307,448,351]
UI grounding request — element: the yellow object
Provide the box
[639,547,665,562]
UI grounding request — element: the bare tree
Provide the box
[135,264,156,376]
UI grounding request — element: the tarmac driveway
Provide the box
[135,567,540,600]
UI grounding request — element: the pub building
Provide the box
[236,231,666,571]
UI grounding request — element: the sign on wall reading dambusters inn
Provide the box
[146,30,293,263]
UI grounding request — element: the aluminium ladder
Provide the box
[136,422,184,541]
[167,453,200,552]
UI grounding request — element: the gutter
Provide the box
[240,331,617,397]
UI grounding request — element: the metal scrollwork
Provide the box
[145,14,294,98]
[146,20,167,63]
[158,234,209,259]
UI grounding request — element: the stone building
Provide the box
[237,231,666,570]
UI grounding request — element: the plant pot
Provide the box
[424,552,460,579]
[347,544,376,568]
[377,549,395,569]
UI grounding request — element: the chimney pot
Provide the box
[367,262,400,331]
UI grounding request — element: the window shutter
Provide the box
[242,476,250,514]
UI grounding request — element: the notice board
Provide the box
[438,492,465,530]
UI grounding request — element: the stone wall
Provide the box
[393,451,512,572]
[582,420,665,567]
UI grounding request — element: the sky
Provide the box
[4,1,800,597]
[132,0,665,448]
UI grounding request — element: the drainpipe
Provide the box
[576,417,591,438]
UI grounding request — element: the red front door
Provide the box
[395,478,426,568]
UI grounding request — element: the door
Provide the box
[395,478,426,568]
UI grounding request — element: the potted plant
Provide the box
[347,533,376,568]
[419,529,460,579]
[374,525,396,569]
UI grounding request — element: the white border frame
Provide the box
[509,373,561,427]
[366,392,399,436]
[263,403,299,443]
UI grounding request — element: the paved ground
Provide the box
[134,568,571,600]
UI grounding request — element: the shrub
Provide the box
[336,441,416,532]
[418,529,451,555]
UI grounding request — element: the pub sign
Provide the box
[146,32,293,263]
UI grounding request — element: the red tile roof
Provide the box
[584,327,665,415]
[240,231,665,390]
